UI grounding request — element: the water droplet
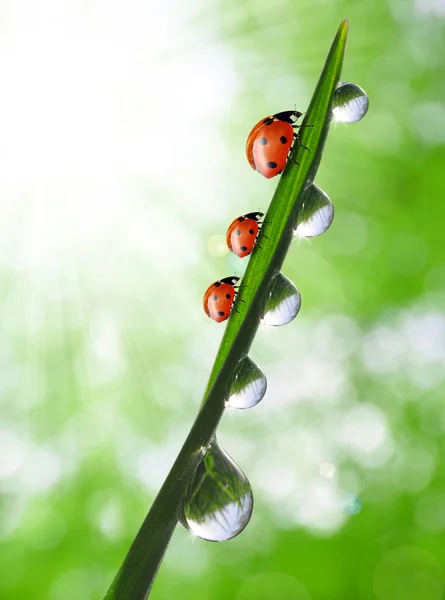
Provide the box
[227,356,267,409]
[332,82,369,123]
[294,185,334,238]
[180,440,253,542]
[261,273,301,327]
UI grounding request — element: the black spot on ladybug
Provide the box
[212,294,218,301]
[235,229,241,235]
[240,246,248,252]
[263,117,274,125]
[249,229,254,235]
[225,293,231,299]
[258,137,268,145]
[280,136,288,144]
[237,217,245,222]
[266,161,278,168]
[214,282,221,287]
[217,311,225,316]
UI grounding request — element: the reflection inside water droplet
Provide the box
[294,185,334,238]
[262,273,301,327]
[180,440,253,542]
[332,82,369,123]
[227,356,267,409]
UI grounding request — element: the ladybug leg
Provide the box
[293,132,310,153]
[257,226,270,242]
[256,221,268,240]
[288,149,300,166]
[292,123,313,130]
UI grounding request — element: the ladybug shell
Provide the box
[246,115,275,164]
[226,213,262,258]
[247,119,294,179]
[203,277,239,323]
[246,110,300,152]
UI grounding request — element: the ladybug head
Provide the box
[244,212,264,222]
[220,276,240,286]
[273,110,303,124]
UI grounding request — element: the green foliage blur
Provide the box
[1,1,445,600]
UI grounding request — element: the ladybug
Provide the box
[246,110,303,179]
[203,276,240,323]
[226,212,264,258]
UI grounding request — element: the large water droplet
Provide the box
[294,184,334,238]
[227,356,267,409]
[180,440,253,542]
[261,273,301,327]
[332,82,369,123]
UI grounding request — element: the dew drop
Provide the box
[332,82,369,123]
[227,356,267,409]
[294,184,334,238]
[261,273,301,327]
[180,440,253,542]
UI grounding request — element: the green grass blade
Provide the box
[104,19,348,600]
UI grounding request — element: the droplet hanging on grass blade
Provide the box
[180,440,253,542]
[332,82,369,123]
[294,184,334,238]
[227,356,267,409]
[261,273,301,327]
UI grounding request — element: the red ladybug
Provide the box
[226,212,264,258]
[203,276,240,323]
[246,110,303,179]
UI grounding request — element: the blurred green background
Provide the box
[1,1,445,599]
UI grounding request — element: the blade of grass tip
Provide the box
[103,19,348,600]
[203,19,349,398]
